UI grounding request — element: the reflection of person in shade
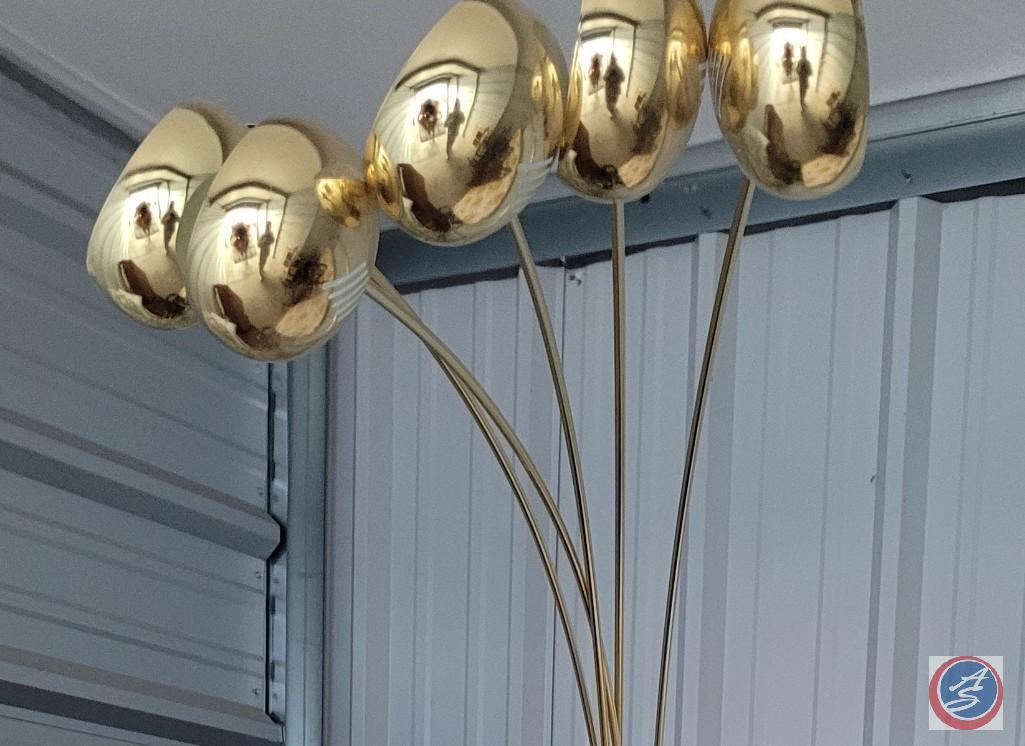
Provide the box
[589,53,603,92]
[603,54,625,118]
[161,201,180,253]
[782,42,795,80]
[258,221,275,279]
[418,100,440,138]
[134,202,153,240]
[444,99,465,161]
[797,46,813,112]
[231,223,250,261]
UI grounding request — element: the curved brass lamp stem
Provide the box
[370,271,623,746]
[509,218,614,744]
[368,270,589,596]
[653,178,755,746]
[367,277,601,745]
[453,384,601,746]
[611,200,627,729]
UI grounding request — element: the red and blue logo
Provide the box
[929,656,1004,731]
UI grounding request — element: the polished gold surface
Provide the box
[511,218,615,745]
[653,178,755,746]
[187,119,378,361]
[610,200,627,727]
[87,103,244,329]
[709,0,869,199]
[365,0,567,245]
[559,0,707,203]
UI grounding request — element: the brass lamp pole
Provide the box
[652,177,754,744]
[86,0,869,743]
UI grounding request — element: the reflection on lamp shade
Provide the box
[86,102,244,328]
[559,0,708,203]
[709,0,869,199]
[366,0,567,246]
[186,119,379,362]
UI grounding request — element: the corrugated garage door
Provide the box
[0,62,282,746]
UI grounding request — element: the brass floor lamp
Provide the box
[86,0,869,743]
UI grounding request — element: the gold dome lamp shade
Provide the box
[365,0,568,246]
[558,0,708,203]
[185,119,379,362]
[708,0,870,199]
[86,102,245,329]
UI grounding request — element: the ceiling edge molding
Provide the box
[0,16,155,139]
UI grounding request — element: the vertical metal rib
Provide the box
[510,218,613,744]
[367,277,600,745]
[653,179,755,746]
[369,270,589,594]
[611,200,627,732]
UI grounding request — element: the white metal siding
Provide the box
[927,195,1025,745]
[329,193,1025,745]
[328,271,566,745]
[0,71,280,744]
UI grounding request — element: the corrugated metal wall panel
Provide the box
[549,211,892,746]
[329,270,565,746]
[0,703,191,746]
[0,68,280,745]
[330,192,1025,745]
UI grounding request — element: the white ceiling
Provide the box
[1,0,1023,151]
